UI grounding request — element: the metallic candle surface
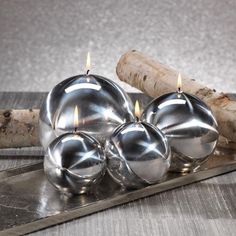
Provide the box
[39,54,135,149]
[105,101,171,189]
[141,74,219,172]
[44,131,106,195]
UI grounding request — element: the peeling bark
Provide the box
[0,109,40,148]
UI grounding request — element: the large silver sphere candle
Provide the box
[141,74,219,172]
[105,101,171,189]
[39,54,134,149]
[44,131,106,195]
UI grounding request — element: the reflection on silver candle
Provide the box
[39,53,135,149]
[44,106,106,195]
[142,74,219,172]
[105,101,171,189]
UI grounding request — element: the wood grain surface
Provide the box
[1,92,235,236]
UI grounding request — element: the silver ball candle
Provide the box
[44,131,106,195]
[105,101,171,189]
[141,74,219,172]
[39,53,135,149]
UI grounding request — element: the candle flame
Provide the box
[74,106,79,128]
[86,52,91,74]
[177,73,182,93]
[135,100,141,118]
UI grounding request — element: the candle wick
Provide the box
[135,116,139,122]
[74,127,77,133]
[86,69,90,75]
[177,87,182,93]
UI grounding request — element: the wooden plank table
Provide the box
[0,92,235,236]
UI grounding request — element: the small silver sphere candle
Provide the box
[141,74,219,172]
[44,114,106,194]
[39,53,134,149]
[105,101,171,189]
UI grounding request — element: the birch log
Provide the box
[116,50,236,142]
[0,109,40,148]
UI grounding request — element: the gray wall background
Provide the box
[0,0,235,93]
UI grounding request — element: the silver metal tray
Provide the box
[0,147,235,235]
[0,92,236,235]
